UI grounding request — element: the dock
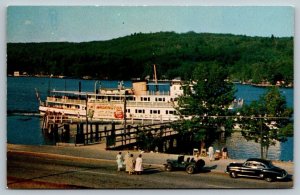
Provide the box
[41,112,179,151]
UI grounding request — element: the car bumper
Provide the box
[276,171,288,180]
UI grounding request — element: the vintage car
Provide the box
[164,155,205,174]
[225,158,288,182]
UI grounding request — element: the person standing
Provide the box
[222,147,228,159]
[135,154,143,175]
[123,151,130,168]
[116,152,123,171]
[126,154,135,175]
[208,146,214,161]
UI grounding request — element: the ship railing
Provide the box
[126,101,174,108]
[146,91,170,96]
[45,114,73,124]
[47,97,86,105]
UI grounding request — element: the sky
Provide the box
[7,6,294,43]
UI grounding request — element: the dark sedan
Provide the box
[225,158,288,182]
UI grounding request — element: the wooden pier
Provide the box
[41,112,179,151]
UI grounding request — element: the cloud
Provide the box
[24,20,32,25]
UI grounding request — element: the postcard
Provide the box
[6,6,294,189]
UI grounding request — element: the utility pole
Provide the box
[260,118,263,159]
[85,93,89,144]
[123,94,127,145]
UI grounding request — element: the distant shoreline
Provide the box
[8,75,294,89]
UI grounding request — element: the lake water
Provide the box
[7,77,294,161]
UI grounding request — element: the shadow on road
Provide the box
[200,165,218,173]
[142,168,161,175]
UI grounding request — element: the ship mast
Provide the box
[153,64,158,85]
[153,64,159,93]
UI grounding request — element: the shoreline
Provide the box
[8,76,294,89]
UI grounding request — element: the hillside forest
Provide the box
[7,32,293,85]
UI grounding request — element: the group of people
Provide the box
[207,146,228,161]
[116,152,143,175]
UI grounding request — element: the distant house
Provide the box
[13,71,20,77]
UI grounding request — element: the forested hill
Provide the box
[7,32,293,84]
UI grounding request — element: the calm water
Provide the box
[7,77,294,161]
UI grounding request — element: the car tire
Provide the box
[259,173,273,182]
[165,163,173,172]
[229,171,238,178]
[186,165,195,174]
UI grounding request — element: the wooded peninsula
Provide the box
[7,32,293,85]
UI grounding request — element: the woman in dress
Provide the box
[116,152,123,171]
[208,146,214,161]
[126,154,135,175]
[135,154,143,175]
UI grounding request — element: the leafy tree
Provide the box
[239,87,293,159]
[175,63,235,148]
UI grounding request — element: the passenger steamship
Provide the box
[38,79,185,122]
[38,63,243,123]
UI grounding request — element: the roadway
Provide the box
[7,151,293,189]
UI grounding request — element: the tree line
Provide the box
[7,32,293,85]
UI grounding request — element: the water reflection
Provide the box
[212,131,293,161]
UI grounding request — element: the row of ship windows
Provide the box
[126,109,176,115]
[95,96,136,101]
[140,97,178,102]
[93,96,173,102]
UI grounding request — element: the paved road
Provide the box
[7,151,293,189]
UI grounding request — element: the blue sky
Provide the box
[7,6,294,43]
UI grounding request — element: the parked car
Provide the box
[164,155,205,174]
[225,158,288,182]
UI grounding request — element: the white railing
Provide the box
[47,97,85,105]
[126,101,174,108]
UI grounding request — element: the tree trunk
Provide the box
[261,145,269,159]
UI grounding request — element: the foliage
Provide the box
[174,63,236,145]
[7,32,293,84]
[239,87,293,159]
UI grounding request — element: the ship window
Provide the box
[155,98,157,101]
[126,109,130,113]
[163,98,165,101]
[148,97,150,101]
[158,98,162,101]
[135,109,137,113]
[166,110,168,114]
[169,111,174,114]
[158,110,160,114]
[140,97,143,101]
[150,110,152,114]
